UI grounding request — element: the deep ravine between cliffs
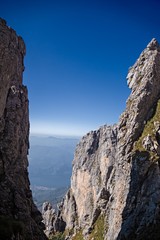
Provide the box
[43,38,160,240]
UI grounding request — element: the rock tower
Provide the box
[0,18,47,240]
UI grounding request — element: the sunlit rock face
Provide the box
[62,125,117,233]
[48,38,160,240]
[0,18,47,240]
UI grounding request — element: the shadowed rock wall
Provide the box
[0,18,47,240]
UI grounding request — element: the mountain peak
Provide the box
[127,38,160,90]
[147,38,160,50]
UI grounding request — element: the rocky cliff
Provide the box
[0,18,47,240]
[46,38,160,240]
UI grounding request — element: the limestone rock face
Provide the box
[0,19,47,239]
[114,37,160,240]
[48,38,160,240]
[59,125,117,237]
[42,202,56,237]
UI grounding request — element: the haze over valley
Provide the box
[28,134,79,209]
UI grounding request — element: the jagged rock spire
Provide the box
[147,38,160,50]
[127,38,160,90]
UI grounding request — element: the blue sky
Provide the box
[1,0,160,136]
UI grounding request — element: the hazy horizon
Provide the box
[30,131,81,139]
[30,120,112,137]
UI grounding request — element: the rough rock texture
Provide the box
[0,18,47,240]
[42,202,56,237]
[46,38,160,240]
[62,125,117,234]
[114,38,160,240]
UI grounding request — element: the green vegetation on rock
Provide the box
[50,228,76,240]
[49,232,65,240]
[134,99,160,153]
[89,214,105,240]
[72,230,84,240]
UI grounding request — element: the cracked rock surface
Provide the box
[0,18,47,240]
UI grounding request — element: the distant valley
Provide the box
[28,135,79,210]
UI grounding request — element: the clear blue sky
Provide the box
[1,0,160,136]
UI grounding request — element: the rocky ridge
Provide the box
[0,18,47,239]
[45,38,160,240]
